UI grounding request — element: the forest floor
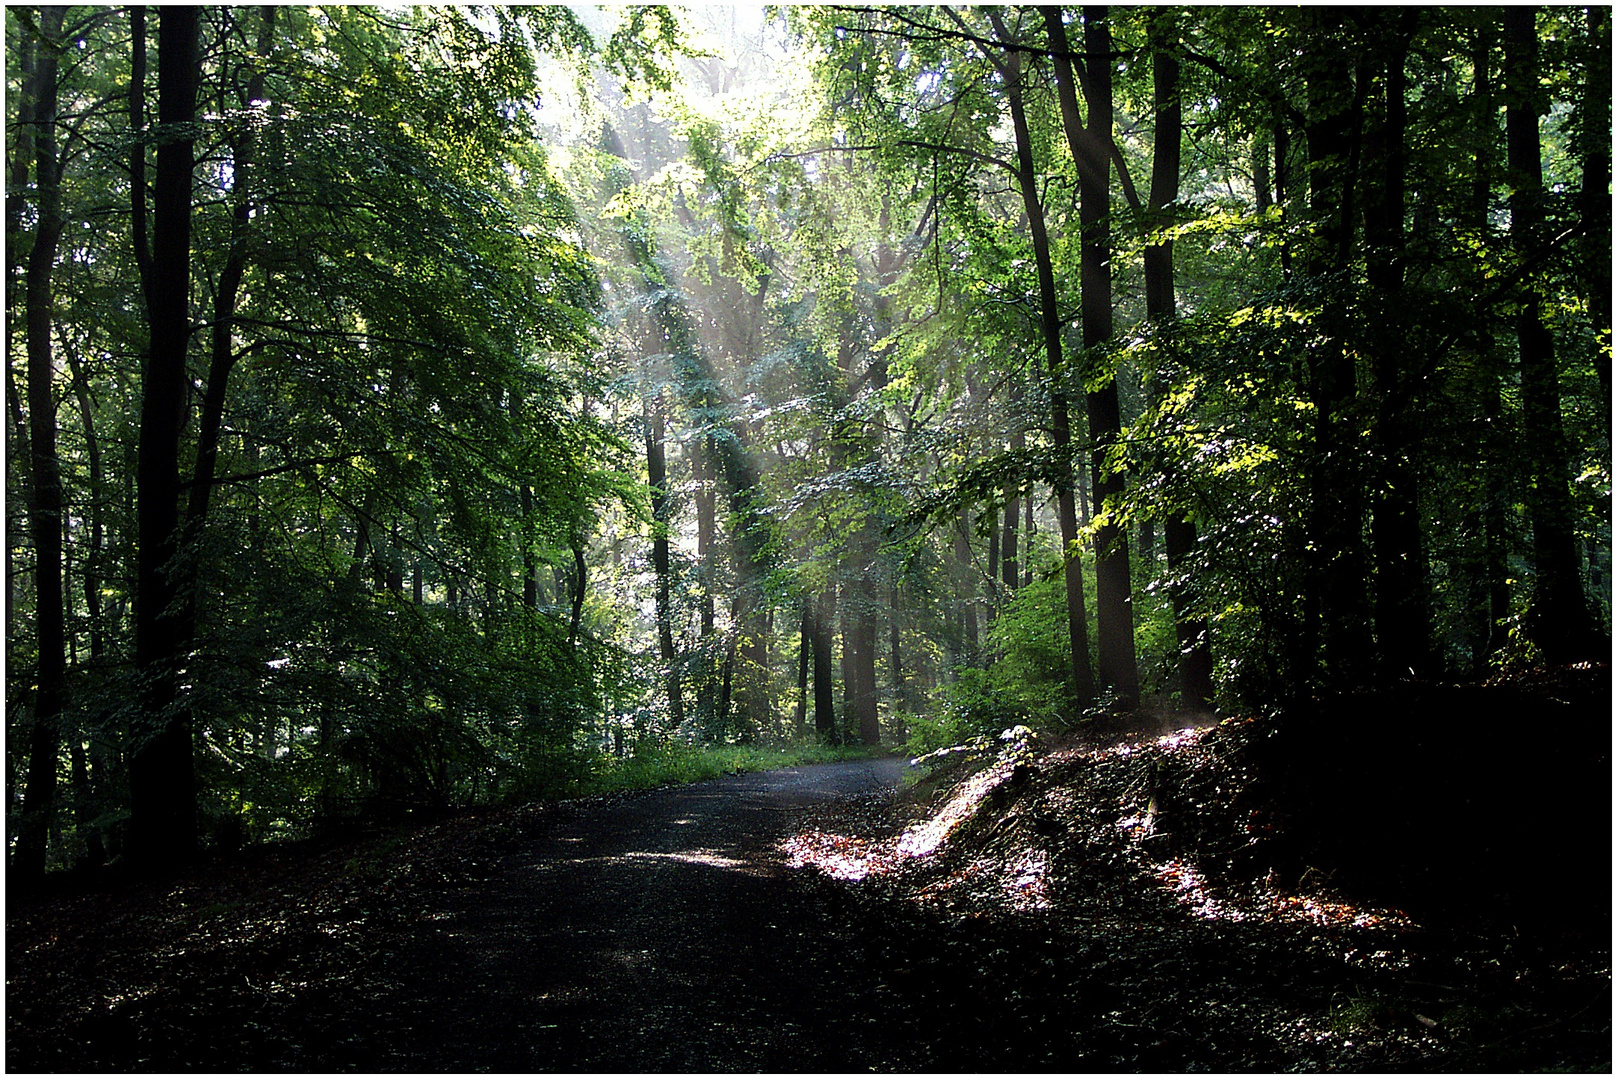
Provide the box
[6,666,1611,1071]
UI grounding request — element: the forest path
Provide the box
[391,757,909,1071]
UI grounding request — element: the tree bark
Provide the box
[1045,5,1138,704]
[889,580,906,717]
[812,587,836,742]
[17,5,68,881]
[796,601,810,735]
[646,391,684,726]
[1301,9,1372,688]
[1579,6,1610,400]
[1143,10,1215,712]
[1504,6,1596,664]
[1366,12,1428,681]
[992,9,1093,706]
[66,350,109,865]
[696,435,717,728]
[1463,22,1513,664]
[128,5,201,868]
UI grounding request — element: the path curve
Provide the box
[398,757,908,1071]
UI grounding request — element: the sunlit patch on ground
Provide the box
[780,830,900,882]
[1004,850,1050,910]
[783,761,1015,882]
[1151,857,1417,932]
[896,762,1012,858]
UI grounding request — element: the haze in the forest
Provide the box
[5,5,1609,875]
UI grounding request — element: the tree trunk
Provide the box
[796,601,810,735]
[1504,6,1596,664]
[1301,10,1372,689]
[1044,5,1137,704]
[568,539,587,648]
[67,351,109,865]
[128,5,201,868]
[993,9,1094,706]
[1579,6,1611,401]
[1143,10,1216,712]
[1366,12,1428,681]
[846,574,880,746]
[17,5,68,881]
[889,580,906,716]
[696,435,717,727]
[1461,22,1513,665]
[646,391,684,726]
[812,588,836,742]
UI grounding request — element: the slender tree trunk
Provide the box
[1580,6,1611,401]
[1367,13,1428,681]
[17,5,68,881]
[646,391,684,726]
[568,540,587,648]
[1023,493,1035,588]
[6,27,36,334]
[1253,130,1272,216]
[1504,6,1596,663]
[812,588,836,742]
[993,10,1094,706]
[796,601,810,735]
[1301,10,1372,688]
[696,436,716,727]
[1045,5,1138,704]
[1142,11,1216,712]
[1462,22,1512,664]
[67,351,108,864]
[129,6,154,313]
[889,580,905,716]
[128,5,201,868]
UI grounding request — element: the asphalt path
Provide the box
[396,757,909,1071]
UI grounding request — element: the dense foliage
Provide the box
[7,5,1609,873]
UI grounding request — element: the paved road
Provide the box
[397,758,909,1071]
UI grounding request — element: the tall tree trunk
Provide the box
[1466,22,1513,664]
[1044,5,1138,704]
[796,601,810,735]
[67,351,108,865]
[843,571,880,746]
[17,5,67,881]
[128,5,201,868]
[1504,6,1596,663]
[1143,10,1215,712]
[889,580,906,717]
[6,25,36,335]
[1367,13,1428,680]
[646,391,684,726]
[812,587,836,742]
[1579,6,1611,401]
[1301,9,1372,689]
[568,539,587,648]
[696,436,717,728]
[991,9,1094,706]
